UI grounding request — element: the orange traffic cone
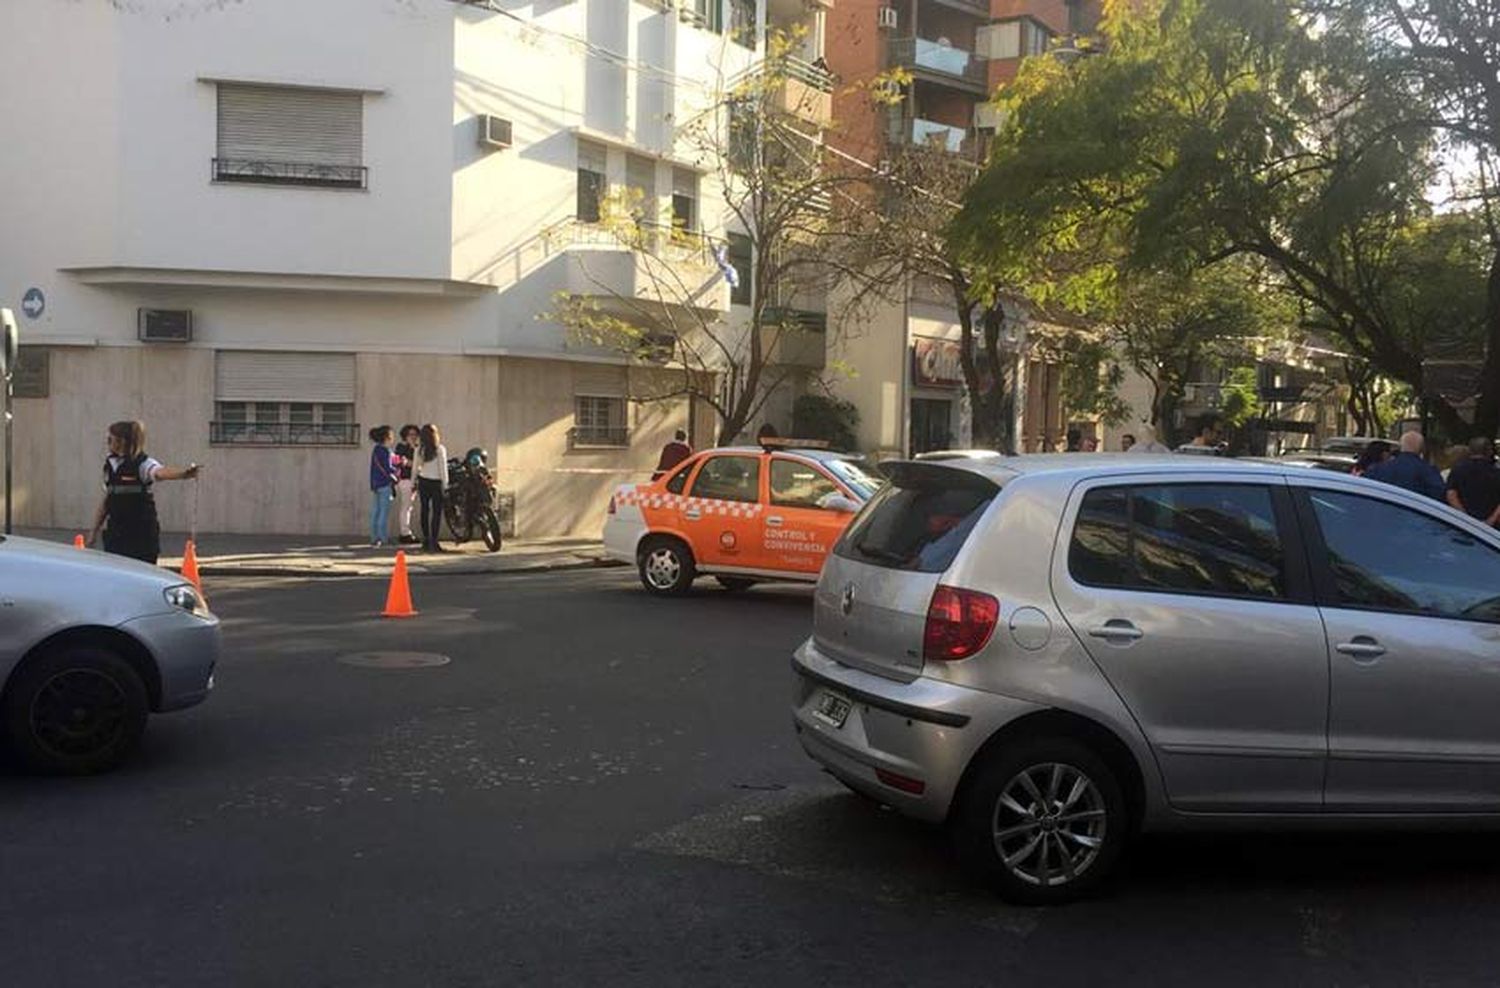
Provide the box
[181,540,205,597]
[73,534,86,549]
[382,550,417,618]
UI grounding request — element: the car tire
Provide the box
[2,645,150,775]
[638,538,696,596]
[715,577,756,593]
[952,736,1128,905]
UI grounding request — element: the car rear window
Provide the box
[834,464,998,573]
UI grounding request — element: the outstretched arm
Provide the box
[154,464,200,482]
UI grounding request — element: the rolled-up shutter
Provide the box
[215,351,356,403]
[573,364,627,397]
[217,83,363,165]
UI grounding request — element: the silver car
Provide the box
[1,536,219,774]
[793,455,1500,902]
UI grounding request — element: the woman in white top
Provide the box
[414,423,450,552]
[88,420,200,564]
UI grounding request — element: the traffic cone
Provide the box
[382,550,417,618]
[73,534,86,549]
[181,539,205,599]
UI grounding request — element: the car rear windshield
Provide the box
[834,464,999,573]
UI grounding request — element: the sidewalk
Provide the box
[18,528,621,579]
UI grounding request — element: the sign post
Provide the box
[1,307,16,535]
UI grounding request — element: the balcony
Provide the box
[773,56,835,127]
[547,218,729,323]
[888,37,987,92]
[889,116,976,157]
[211,158,367,190]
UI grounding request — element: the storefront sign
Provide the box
[912,337,964,388]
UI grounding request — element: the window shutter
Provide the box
[574,364,627,397]
[672,167,697,198]
[215,351,356,403]
[217,83,363,165]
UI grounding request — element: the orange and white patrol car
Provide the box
[603,442,884,595]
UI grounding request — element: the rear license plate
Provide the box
[814,691,852,729]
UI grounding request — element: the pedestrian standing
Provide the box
[88,420,200,565]
[394,424,421,545]
[367,426,399,547]
[414,423,450,553]
[1365,430,1446,501]
[1446,437,1500,526]
[1065,428,1082,452]
[1120,434,1137,452]
[1126,424,1170,453]
[653,429,693,480]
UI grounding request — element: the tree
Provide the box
[955,0,1494,439]
[553,31,875,445]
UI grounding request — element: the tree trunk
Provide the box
[1471,247,1500,439]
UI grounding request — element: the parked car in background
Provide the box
[0,536,219,774]
[794,455,1500,902]
[604,442,885,595]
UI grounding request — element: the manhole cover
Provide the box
[336,651,451,669]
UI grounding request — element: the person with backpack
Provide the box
[87,420,200,565]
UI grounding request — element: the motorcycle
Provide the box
[443,446,503,552]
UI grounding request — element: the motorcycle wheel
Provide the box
[479,507,503,553]
[444,499,470,544]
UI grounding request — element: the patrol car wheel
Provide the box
[639,538,695,596]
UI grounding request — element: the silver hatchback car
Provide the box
[793,455,1500,902]
[1,536,219,774]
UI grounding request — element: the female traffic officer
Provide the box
[87,420,200,565]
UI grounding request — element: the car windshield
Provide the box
[824,457,886,500]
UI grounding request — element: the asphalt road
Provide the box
[6,570,1500,987]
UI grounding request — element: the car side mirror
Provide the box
[818,494,860,514]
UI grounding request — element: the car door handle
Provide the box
[684,508,702,521]
[1335,637,1386,659]
[767,515,784,526]
[1087,622,1144,642]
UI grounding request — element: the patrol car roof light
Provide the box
[759,437,833,453]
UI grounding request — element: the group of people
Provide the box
[369,424,450,551]
[1356,431,1500,527]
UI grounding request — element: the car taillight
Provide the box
[923,585,999,662]
[607,496,617,515]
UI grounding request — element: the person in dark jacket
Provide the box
[368,426,399,547]
[1365,430,1446,501]
[393,424,421,545]
[1351,439,1394,477]
[1446,436,1500,525]
[88,420,200,564]
[653,430,693,480]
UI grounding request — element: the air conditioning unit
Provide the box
[137,308,192,343]
[478,114,513,151]
[877,6,897,30]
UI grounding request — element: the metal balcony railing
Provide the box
[783,55,835,93]
[212,158,368,190]
[551,217,717,266]
[889,115,976,156]
[210,421,362,446]
[568,426,631,450]
[887,37,987,86]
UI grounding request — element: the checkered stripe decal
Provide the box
[616,489,764,517]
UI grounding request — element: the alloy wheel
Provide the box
[992,761,1108,888]
[29,668,130,759]
[644,547,682,590]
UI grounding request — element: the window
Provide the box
[577,140,609,223]
[836,468,998,573]
[672,167,698,232]
[214,82,365,189]
[213,351,357,445]
[727,232,753,306]
[625,153,655,223]
[1308,490,1500,622]
[728,0,756,43]
[693,0,723,33]
[665,460,694,495]
[1068,484,1286,600]
[572,395,628,448]
[771,459,841,509]
[690,455,762,503]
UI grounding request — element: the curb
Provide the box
[191,556,626,580]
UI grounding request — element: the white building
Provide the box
[0,0,817,538]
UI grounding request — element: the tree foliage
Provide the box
[956,0,1495,438]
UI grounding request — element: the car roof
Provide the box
[707,446,865,463]
[901,452,1347,484]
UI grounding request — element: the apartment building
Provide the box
[822,0,1102,456]
[1,0,826,538]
